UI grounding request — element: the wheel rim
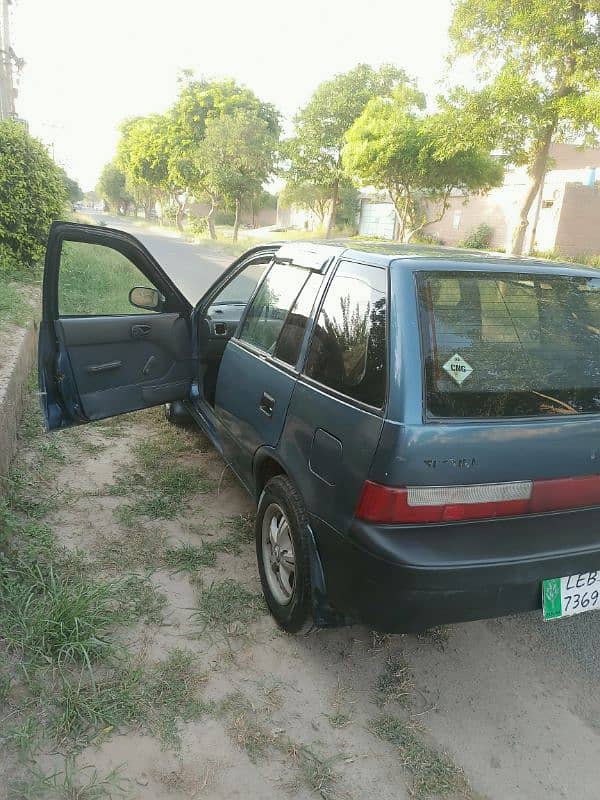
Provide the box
[261,502,296,606]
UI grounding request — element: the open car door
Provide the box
[39,221,193,431]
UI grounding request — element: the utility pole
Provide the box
[0,0,16,119]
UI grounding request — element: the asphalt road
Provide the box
[86,211,235,304]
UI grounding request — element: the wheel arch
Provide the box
[253,447,350,628]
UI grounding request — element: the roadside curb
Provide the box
[0,320,38,477]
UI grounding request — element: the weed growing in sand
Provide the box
[7,759,130,799]
[374,657,414,708]
[370,715,472,800]
[164,541,217,572]
[191,579,265,636]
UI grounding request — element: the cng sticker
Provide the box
[443,353,473,385]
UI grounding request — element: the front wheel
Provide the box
[255,475,313,633]
[164,401,193,427]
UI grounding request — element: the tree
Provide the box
[169,75,280,238]
[195,110,279,240]
[286,64,410,237]
[59,168,83,204]
[448,0,600,254]
[97,162,132,214]
[279,180,360,230]
[343,88,503,242]
[0,119,67,268]
[116,116,167,218]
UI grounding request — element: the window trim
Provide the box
[299,259,390,412]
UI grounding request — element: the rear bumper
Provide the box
[310,507,600,632]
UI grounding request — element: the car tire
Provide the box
[256,475,313,634]
[164,401,192,427]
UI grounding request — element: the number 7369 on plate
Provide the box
[543,571,600,620]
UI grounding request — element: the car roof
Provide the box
[273,240,600,279]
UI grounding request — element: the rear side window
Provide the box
[239,262,308,354]
[304,261,387,408]
[418,271,600,417]
[274,272,323,366]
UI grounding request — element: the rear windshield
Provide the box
[417,271,600,418]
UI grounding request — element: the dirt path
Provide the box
[2,400,600,799]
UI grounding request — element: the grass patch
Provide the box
[93,525,166,571]
[164,541,217,572]
[417,625,451,651]
[374,657,414,708]
[191,579,265,636]
[59,240,151,316]
[370,715,472,800]
[0,279,34,329]
[218,690,343,798]
[0,563,125,671]
[108,418,213,525]
[8,760,130,799]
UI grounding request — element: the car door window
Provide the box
[304,261,387,408]
[273,272,323,366]
[238,262,310,354]
[59,240,160,316]
[210,259,270,306]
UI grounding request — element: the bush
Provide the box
[0,120,68,270]
[460,222,493,250]
[188,216,208,237]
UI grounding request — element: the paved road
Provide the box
[86,212,235,304]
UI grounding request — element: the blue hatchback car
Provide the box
[40,222,600,632]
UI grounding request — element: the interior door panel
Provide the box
[56,314,192,421]
[40,222,195,430]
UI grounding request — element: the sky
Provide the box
[11,0,460,191]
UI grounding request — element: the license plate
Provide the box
[543,572,600,620]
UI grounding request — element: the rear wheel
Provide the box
[256,475,312,633]
[164,401,193,427]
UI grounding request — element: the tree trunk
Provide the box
[206,197,218,240]
[325,180,339,238]
[174,196,186,232]
[232,197,241,241]
[510,125,555,256]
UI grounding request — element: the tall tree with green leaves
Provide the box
[59,168,83,204]
[448,0,600,254]
[286,63,410,237]
[170,75,280,238]
[195,110,279,240]
[116,116,167,218]
[343,87,503,242]
[97,162,132,215]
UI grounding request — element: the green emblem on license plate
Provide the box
[542,577,562,620]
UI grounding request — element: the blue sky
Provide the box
[12,0,462,190]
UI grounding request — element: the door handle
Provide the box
[131,324,151,338]
[86,360,122,374]
[259,392,275,417]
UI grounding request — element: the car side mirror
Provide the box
[129,286,164,311]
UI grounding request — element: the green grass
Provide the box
[191,579,265,636]
[106,415,213,525]
[164,541,217,572]
[370,715,472,800]
[8,760,130,800]
[59,240,152,316]
[0,279,34,328]
[0,563,124,671]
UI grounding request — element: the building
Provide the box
[357,143,600,257]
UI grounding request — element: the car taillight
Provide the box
[355,475,600,524]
